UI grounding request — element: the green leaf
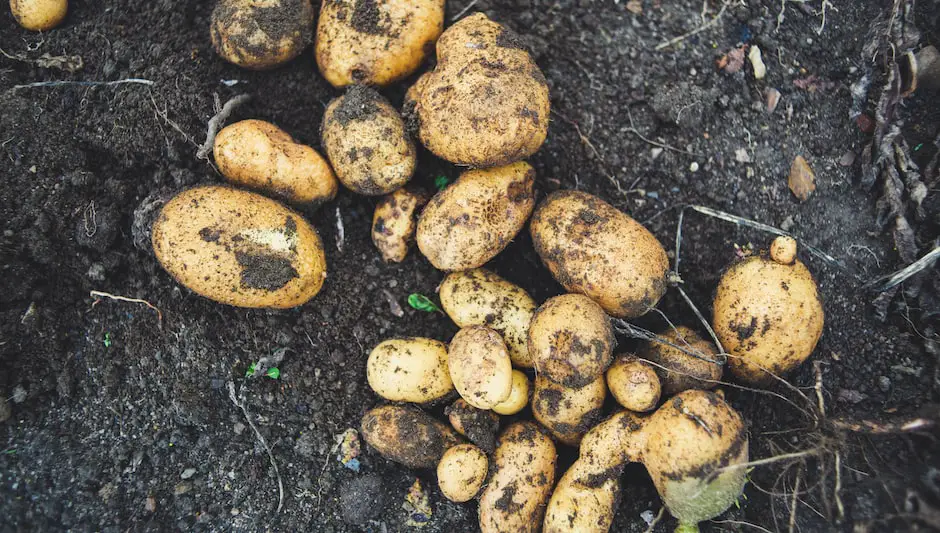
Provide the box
[245,362,258,377]
[266,367,280,379]
[434,175,450,190]
[408,293,441,313]
[103,332,112,348]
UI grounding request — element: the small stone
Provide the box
[650,147,663,160]
[788,156,816,201]
[839,151,856,167]
[689,162,700,173]
[145,495,157,513]
[12,385,26,404]
[878,376,891,392]
[781,216,796,232]
[856,114,874,133]
[837,389,868,404]
[735,148,751,163]
[625,0,642,14]
[765,88,781,113]
[233,422,246,435]
[181,468,197,480]
[749,45,767,80]
[87,263,106,282]
[174,482,192,496]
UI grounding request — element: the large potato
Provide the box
[360,404,461,469]
[316,0,444,87]
[11,0,67,31]
[642,326,722,396]
[437,444,488,503]
[606,355,660,412]
[445,398,500,453]
[152,186,326,308]
[448,326,513,410]
[371,187,427,263]
[492,369,530,416]
[366,338,453,404]
[416,162,535,271]
[414,13,550,167]
[530,190,670,318]
[532,374,606,446]
[439,268,537,367]
[211,0,314,70]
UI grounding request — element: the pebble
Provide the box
[689,162,700,173]
[145,495,157,513]
[788,156,816,201]
[181,468,197,480]
[233,422,246,435]
[765,88,781,113]
[174,482,192,496]
[650,147,663,160]
[749,45,767,80]
[87,263,106,282]
[878,376,891,392]
[12,385,27,404]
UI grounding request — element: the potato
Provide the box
[479,422,557,533]
[366,338,453,404]
[530,190,670,318]
[414,13,550,167]
[527,294,615,388]
[532,374,606,446]
[211,0,314,70]
[10,0,66,31]
[316,0,444,87]
[403,70,432,118]
[214,119,338,206]
[321,85,416,195]
[445,398,499,453]
[439,268,537,367]
[492,369,530,416]
[448,326,513,410]
[642,326,722,396]
[371,187,428,263]
[151,186,326,308]
[360,404,462,469]
[713,236,824,385]
[606,354,660,412]
[437,444,488,503]
[416,162,535,271]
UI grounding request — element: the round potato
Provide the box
[321,85,416,195]
[366,338,453,404]
[439,268,537,367]
[360,404,462,469]
[211,0,314,70]
[316,0,444,87]
[530,190,670,318]
[214,119,338,206]
[527,294,615,388]
[10,0,66,31]
[606,354,661,412]
[416,162,535,271]
[532,374,606,446]
[492,369,530,416]
[415,13,550,167]
[437,444,488,503]
[448,326,513,410]
[372,187,428,263]
[642,326,722,396]
[445,398,500,453]
[151,186,326,308]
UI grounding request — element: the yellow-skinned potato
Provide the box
[437,444,488,503]
[360,404,462,469]
[448,326,513,410]
[322,85,416,195]
[416,162,535,271]
[532,374,606,446]
[316,0,444,87]
[439,268,537,367]
[479,422,557,533]
[152,186,326,308]
[214,119,338,206]
[714,237,824,385]
[366,338,453,404]
[492,369,530,415]
[371,187,428,263]
[642,326,722,396]
[606,354,661,412]
[415,13,550,167]
[445,398,499,452]
[528,294,615,388]
[403,70,432,115]
[530,190,670,318]
[10,0,67,31]
[211,0,314,70]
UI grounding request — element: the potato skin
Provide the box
[316,0,444,88]
[530,190,670,318]
[437,444,488,503]
[642,326,722,396]
[366,338,453,404]
[151,186,326,308]
[372,187,427,263]
[492,369,530,416]
[10,0,67,31]
[606,355,661,412]
[360,404,461,469]
[448,326,513,410]
[211,0,314,70]
[445,399,500,453]
[532,374,606,446]
[416,162,535,271]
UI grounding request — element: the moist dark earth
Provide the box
[2,1,939,532]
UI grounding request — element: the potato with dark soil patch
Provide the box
[532,374,606,446]
[211,0,314,70]
[445,398,500,453]
[360,404,462,469]
[371,187,427,262]
[11,0,67,31]
[642,326,722,396]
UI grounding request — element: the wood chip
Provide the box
[788,156,816,201]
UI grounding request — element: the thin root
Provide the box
[90,290,163,325]
[196,93,251,160]
[228,381,285,514]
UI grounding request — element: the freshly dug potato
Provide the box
[492,369,530,416]
[10,0,67,31]
[606,355,660,412]
[211,0,314,70]
[416,162,535,271]
[527,294,615,388]
[214,119,338,206]
[532,374,606,446]
[445,399,500,453]
[366,338,453,404]
[437,444,488,503]
[713,236,824,384]
[371,187,428,263]
[360,404,462,469]
[479,422,557,533]
[439,268,537,367]
[642,326,722,396]
[321,85,416,195]
[151,186,326,308]
[448,326,513,410]
[530,190,670,318]
[316,0,444,87]
[414,13,550,167]
[403,70,432,117]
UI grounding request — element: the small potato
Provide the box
[366,338,453,404]
[532,374,606,446]
[10,0,67,31]
[416,162,535,271]
[360,404,461,469]
[372,187,428,263]
[530,190,670,318]
[439,268,537,367]
[211,0,314,70]
[214,119,338,206]
[152,186,326,308]
[492,370,530,416]
[437,444,488,503]
[445,399,500,453]
[606,354,661,412]
[448,326,513,410]
[642,326,722,396]
[527,294,615,388]
[316,0,444,87]
[321,85,416,195]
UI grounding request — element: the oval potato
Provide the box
[606,354,661,412]
[448,326,513,410]
[437,444,488,503]
[11,0,67,31]
[642,326,722,396]
[366,338,453,404]
[360,404,461,469]
[532,374,606,446]
[372,187,428,263]
[445,398,500,453]
[492,369,530,416]
[211,0,314,70]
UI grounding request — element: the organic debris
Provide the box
[788,156,817,201]
[403,478,432,527]
[336,429,361,472]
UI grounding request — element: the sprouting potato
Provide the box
[211,0,314,70]
[366,338,453,404]
[371,187,428,263]
[445,398,500,453]
[448,326,513,410]
[606,354,661,412]
[492,369,530,416]
[642,326,722,396]
[437,444,488,503]
[532,374,606,447]
[10,0,67,31]
[360,404,462,469]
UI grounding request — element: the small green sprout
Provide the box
[434,175,450,190]
[103,332,112,348]
[408,293,441,313]
[246,362,280,379]
[2,448,16,455]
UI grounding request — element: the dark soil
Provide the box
[2,1,939,532]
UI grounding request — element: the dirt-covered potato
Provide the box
[416,162,535,271]
[479,422,557,533]
[316,0,444,87]
[371,187,428,262]
[448,326,513,410]
[492,369,530,416]
[642,326,722,396]
[211,0,314,70]
[360,404,462,469]
[214,119,338,206]
[437,444,488,503]
[531,190,670,318]
[532,374,606,446]
[152,186,326,308]
[10,0,67,31]
[321,85,416,195]
[414,13,550,167]
[366,338,453,404]
[606,354,660,412]
[713,236,824,384]
[403,70,432,115]
[439,268,537,367]
[528,294,615,388]
[445,398,499,453]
